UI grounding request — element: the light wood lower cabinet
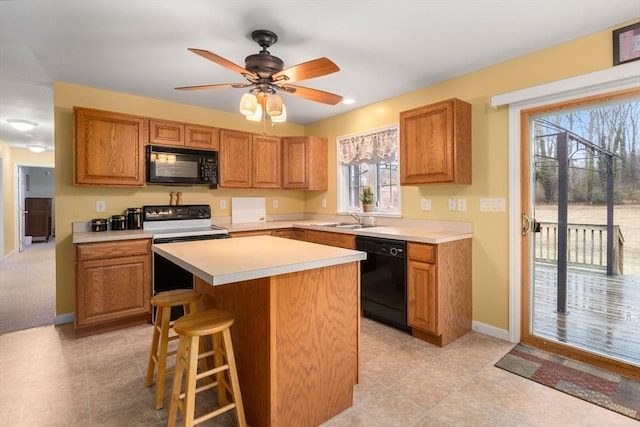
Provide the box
[304,229,355,249]
[229,230,274,238]
[75,239,152,336]
[273,228,306,240]
[407,239,472,347]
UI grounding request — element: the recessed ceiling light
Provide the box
[28,145,46,153]
[342,98,356,105]
[7,119,38,131]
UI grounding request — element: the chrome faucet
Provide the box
[349,211,362,224]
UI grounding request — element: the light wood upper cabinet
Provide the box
[219,129,253,188]
[282,136,328,190]
[219,129,280,188]
[73,107,147,187]
[185,124,220,150]
[149,119,185,146]
[253,134,281,188]
[149,120,219,150]
[400,98,471,185]
[407,239,472,347]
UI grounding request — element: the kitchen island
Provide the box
[152,235,366,427]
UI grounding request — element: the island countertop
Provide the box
[152,235,366,286]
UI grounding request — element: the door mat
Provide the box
[495,344,639,420]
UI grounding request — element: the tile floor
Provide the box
[0,318,636,427]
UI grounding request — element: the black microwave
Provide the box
[147,145,218,185]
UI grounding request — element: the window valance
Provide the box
[337,125,398,166]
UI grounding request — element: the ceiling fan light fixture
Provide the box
[266,94,283,117]
[271,104,287,123]
[239,93,258,116]
[7,119,38,131]
[246,104,263,122]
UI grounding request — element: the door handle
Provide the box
[522,214,541,235]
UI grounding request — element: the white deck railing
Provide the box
[534,222,625,274]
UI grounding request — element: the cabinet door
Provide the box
[305,230,355,249]
[273,228,306,240]
[253,135,281,188]
[282,136,328,190]
[219,129,252,188]
[149,119,185,146]
[282,137,308,189]
[76,253,151,327]
[407,259,438,335]
[400,98,471,185]
[185,125,220,150]
[74,107,147,186]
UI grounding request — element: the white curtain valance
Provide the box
[337,125,398,166]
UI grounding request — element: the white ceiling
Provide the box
[0,1,638,152]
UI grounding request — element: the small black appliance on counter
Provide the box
[126,207,142,229]
[90,218,108,232]
[110,215,126,230]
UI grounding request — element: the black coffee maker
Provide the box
[126,207,142,230]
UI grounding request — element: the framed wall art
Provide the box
[613,22,640,66]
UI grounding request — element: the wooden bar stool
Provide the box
[167,309,246,427]
[146,289,201,410]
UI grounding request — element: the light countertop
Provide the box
[72,218,472,245]
[152,235,366,286]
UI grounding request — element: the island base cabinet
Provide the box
[407,239,472,347]
[194,261,360,427]
[75,239,152,337]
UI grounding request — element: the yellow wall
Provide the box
[306,24,631,330]
[1,142,55,255]
[54,83,306,314]
[52,20,636,330]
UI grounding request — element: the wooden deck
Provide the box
[532,263,640,366]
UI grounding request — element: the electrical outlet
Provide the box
[321,198,327,208]
[219,200,226,210]
[457,198,467,211]
[421,199,432,210]
[272,199,278,209]
[448,198,457,211]
[95,201,106,212]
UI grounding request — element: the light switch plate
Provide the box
[219,200,226,210]
[96,201,106,212]
[421,199,432,210]
[272,199,278,209]
[457,199,466,211]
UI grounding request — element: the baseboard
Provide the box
[472,320,510,342]
[54,312,74,325]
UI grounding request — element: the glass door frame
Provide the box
[519,87,639,380]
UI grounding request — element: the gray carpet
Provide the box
[0,238,56,334]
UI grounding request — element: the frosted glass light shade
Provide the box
[271,104,287,123]
[239,93,258,116]
[246,104,263,122]
[7,119,38,131]
[266,94,283,117]
[28,145,46,153]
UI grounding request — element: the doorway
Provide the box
[0,164,56,334]
[520,88,640,378]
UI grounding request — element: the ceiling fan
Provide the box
[175,29,343,111]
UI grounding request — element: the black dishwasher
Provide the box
[356,236,410,332]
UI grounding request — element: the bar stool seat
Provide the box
[167,309,246,427]
[145,289,201,410]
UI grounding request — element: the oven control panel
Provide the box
[142,205,211,221]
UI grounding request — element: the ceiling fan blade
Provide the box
[187,48,258,80]
[280,84,343,105]
[175,83,250,91]
[272,57,339,82]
